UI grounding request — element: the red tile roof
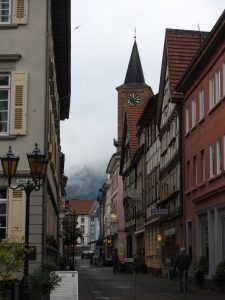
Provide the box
[127,104,146,157]
[67,199,96,215]
[166,29,208,99]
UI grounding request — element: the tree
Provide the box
[62,213,83,270]
[0,238,27,281]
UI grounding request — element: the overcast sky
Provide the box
[61,0,224,176]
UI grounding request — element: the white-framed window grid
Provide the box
[199,89,204,120]
[224,135,225,170]
[209,77,215,110]
[193,155,197,186]
[223,63,225,97]
[200,149,205,182]
[215,70,221,104]
[0,0,11,24]
[0,74,10,134]
[192,100,196,127]
[0,188,7,240]
[210,143,215,177]
[185,108,189,134]
[216,138,222,174]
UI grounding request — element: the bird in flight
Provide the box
[73,26,81,31]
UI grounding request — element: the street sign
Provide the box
[151,208,168,215]
[50,271,78,300]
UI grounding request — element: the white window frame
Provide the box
[209,78,215,110]
[224,135,225,170]
[216,138,222,174]
[0,74,10,135]
[223,63,225,97]
[199,89,204,120]
[210,143,215,177]
[0,188,7,240]
[200,149,205,181]
[193,155,197,186]
[192,100,196,127]
[215,70,221,104]
[185,108,189,134]
[0,0,11,24]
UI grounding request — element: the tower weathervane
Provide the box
[134,27,136,40]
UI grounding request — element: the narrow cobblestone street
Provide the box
[76,258,225,300]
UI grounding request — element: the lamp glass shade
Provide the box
[0,146,19,177]
[27,144,48,179]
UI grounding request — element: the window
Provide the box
[193,156,197,186]
[80,225,85,234]
[192,100,196,127]
[186,160,190,190]
[81,217,84,223]
[0,0,28,25]
[209,78,215,110]
[222,217,225,260]
[0,72,28,136]
[200,149,205,182]
[223,63,225,97]
[0,188,7,240]
[199,214,209,264]
[215,70,221,103]
[185,108,189,134]
[216,138,222,174]
[224,135,225,170]
[199,90,204,120]
[210,144,215,177]
[0,74,10,133]
[0,0,11,23]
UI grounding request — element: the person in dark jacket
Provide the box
[174,247,191,292]
[111,248,119,274]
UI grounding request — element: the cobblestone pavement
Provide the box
[76,258,225,300]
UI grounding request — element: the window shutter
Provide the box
[12,0,28,24]
[10,71,28,135]
[8,189,26,241]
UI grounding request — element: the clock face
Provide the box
[127,93,140,106]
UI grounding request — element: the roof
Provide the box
[126,105,145,157]
[166,29,208,100]
[67,199,96,215]
[156,28,208,125]
[125,40,145,84]
[120,103,146,175]
[177,10,225,91]
[117,40,151,90]
[137,94,158,129]
[51,0,71,120]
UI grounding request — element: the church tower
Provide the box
[116,39,153,147]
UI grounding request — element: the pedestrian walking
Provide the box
[174,247,191,292]
[111,248,119,274]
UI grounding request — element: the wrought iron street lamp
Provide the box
[0,143,48,300]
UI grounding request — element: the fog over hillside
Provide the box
[65,164,107,200]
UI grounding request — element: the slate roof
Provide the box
[166,29,209,100]
[67,199,96,215]
[124,40,145,84]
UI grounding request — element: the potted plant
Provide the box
[213,260,225,293]
[194,256,208,287]
[30,263,61,300]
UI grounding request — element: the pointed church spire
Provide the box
[124,40,145,84]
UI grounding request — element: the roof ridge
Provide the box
[166,28,209,35]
